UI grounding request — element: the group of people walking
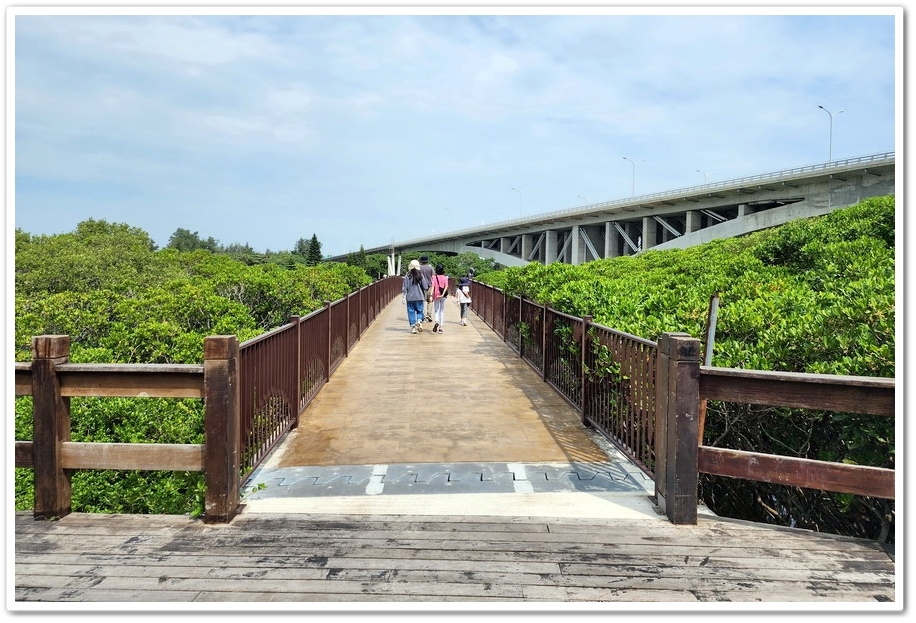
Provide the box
[402,255,472,334]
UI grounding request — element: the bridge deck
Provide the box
[13,299,897,606]
[241,294,658,518]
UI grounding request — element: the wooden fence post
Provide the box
[581,315,593,424]
[541,304,550,382]
[289,316,302,429]
[502,290,508,342]
[324,301,332,381]
[31,335,72,520]
[654,332,701,525]
[203,335,240,524]
[517,296,524,359]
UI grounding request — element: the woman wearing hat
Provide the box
[402,259,430,334]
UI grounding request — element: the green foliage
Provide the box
[306,233,323,266]
[338,249,497,282]
[14,219,372,516]
[70,470,206,516]
[15,220,164,295]
[404,251,497,280]
[479,197,895,379]
[343,246,391,280]
[167,227,219,253]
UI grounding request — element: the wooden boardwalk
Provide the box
[14,511,896,605]
[12,298,898,608]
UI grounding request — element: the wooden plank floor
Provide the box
[14,510,896,606]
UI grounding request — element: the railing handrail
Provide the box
[238,320,296,350]
[694,364,895,503]
[586,319,657,348]
[700,364,896,389]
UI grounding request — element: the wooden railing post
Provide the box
[517,296,524,359]
[289,316,302,429]
[541,304,549,382]
[324,301,332,381]
[203,336,240,524]
[502,290,508,342]
[31,335,72,520]
[580,315,593,424]
[654,332,701,525]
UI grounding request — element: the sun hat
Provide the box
[408,259,420,270]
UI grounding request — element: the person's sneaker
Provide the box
[416,322,423,332]
[432,323,439,333]
[436,328,444,334]
[411,326,417,334]
[461,320,467,326]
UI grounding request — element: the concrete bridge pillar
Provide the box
[500,237,511,254]
[625,222,640,255]
[605,222,619,258]
[521,234,533,262]
[738,203,755,217]
[642,216,658,251]
[545,230,558,263]
[686,210,701,234]
[571,225,583,265]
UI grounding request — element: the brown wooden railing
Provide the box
[15,277,401,524]
[15,334,236,524]
[474,281,658,475]
[470,283,895,525]
[14,274,894,528]
[234,277,400,480]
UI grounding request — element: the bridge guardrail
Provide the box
[15,276,402,524]
[384,151,895,249]
[470,281,895,525]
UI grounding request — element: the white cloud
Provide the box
[11,10,898,255]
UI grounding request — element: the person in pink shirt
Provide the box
[430,263,450,334]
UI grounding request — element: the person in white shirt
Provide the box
[456,274,472,326]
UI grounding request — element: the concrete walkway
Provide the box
[242,295,661,519]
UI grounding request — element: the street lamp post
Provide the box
[696,169,714,183]
[622,157,643,197]
[577,195,590,203]
[511,187,524,218]
[818,105,843,163]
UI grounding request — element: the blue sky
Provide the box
[9,4,900,257]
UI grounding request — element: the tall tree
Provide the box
[167,228,218,252]
[306,233,322,266]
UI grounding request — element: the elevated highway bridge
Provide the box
[335,152,894,269]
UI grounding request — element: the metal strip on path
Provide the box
[240,460,666,520]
